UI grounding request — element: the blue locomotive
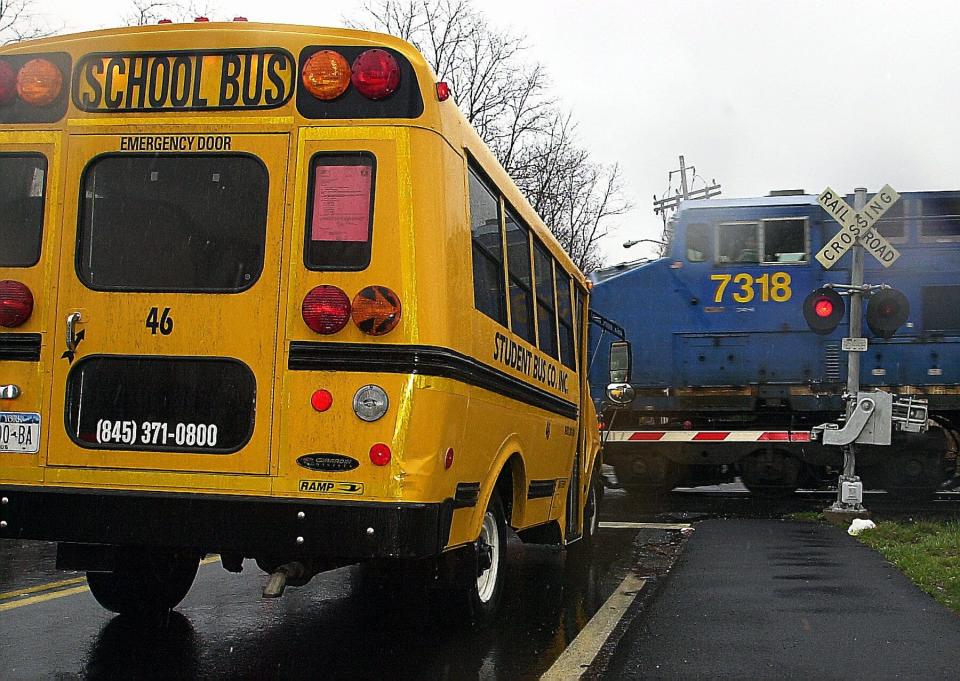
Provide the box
[589,189,959,497]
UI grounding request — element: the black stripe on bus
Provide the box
[0,333,41,362]
[527,480,557,500]
[453,482,481,509]
[288,341,578,420]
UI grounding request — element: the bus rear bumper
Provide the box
[0,486,454,560]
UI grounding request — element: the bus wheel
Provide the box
[740,449,801,499]
[86,549,200,618]
[571,467,602,554]
[448,491,506,625]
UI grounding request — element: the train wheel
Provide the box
[614,453,681,496]
[86,549,200,618]
[881,428,952,499]
[740,449,801,499]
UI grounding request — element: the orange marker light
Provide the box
[16,59,62,106]
[301,50,351,101]
[352,286,401,336]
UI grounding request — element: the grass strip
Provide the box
[855,519,960,614]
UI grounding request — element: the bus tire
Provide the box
[448,490,507,626]
[570,467,602,554]
[86,549,200,618]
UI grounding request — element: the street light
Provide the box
[623,238,667,249]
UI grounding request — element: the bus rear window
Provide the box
[304,153,376,271]
[0,154,47,267]
[77,155,268,292]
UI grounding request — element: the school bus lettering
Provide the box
[72,49,295,112]
[299,481,365,495]
[494,332,569,394]
[119,135,232,152]
[145,307,174,335]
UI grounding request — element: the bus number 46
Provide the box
[146,307,174,335]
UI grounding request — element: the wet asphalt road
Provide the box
[0,495,645,681]
[2,487,958,679]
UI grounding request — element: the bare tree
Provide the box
[0,0,55,44]
[123,0,224,26]
[351,0,627,271]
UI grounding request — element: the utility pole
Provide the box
[652,155,722,232]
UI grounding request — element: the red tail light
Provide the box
[0,61,16,105]
[351,49,400,100]
[0,280,34,328]
[16,58,62,106]
[302,285,351,334]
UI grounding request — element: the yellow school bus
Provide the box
[0,20,602,622]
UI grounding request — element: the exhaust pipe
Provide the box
[262,561,307,598]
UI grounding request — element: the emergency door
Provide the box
[47,132,288,475]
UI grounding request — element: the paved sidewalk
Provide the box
[606,519,960,679]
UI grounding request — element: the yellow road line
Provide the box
[0,585,91,613]
[0,555,221,611]
[541,574,647,680]
[0,576,87,601]
[599,522,691,530]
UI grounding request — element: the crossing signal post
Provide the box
[811,185,910,518]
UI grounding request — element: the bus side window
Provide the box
[504,206,536,345]
[468,164,507,325]
[533,239,558,359]
[685,223,709,262]
[717,222,759,264]
[556,269,576,370]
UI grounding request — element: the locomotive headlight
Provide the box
[606,383,636,405]
[353,384,389,422]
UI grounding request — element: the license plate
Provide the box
[0,412,40,453]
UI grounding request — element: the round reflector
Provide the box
[369,443,392,466]
[311,389,333,412]
[0,280,34,328]
[302,50,351,101]
[16,59,63,106]
[351,49,401,100]
[814,298,834,318]
[444,448,454,470]
[0,61,17,106]
[352,286,401,336]
[301,285,351,334]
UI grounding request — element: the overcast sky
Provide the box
[32,0,960,264]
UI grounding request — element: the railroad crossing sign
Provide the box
[815,185,901,268]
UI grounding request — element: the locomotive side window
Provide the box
[920,196,960,241]
[875,199,906,241]
[922,286,960,331]
[717,222,758,264]
[761,218,807,263]
[468,163,507,325]
[686,223,709,262]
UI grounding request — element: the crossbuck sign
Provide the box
[815,185,901,268]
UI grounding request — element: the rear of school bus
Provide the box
[0,22,599,620]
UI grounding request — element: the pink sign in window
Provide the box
[310,165,372,242]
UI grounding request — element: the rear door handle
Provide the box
[65,312,82,353]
